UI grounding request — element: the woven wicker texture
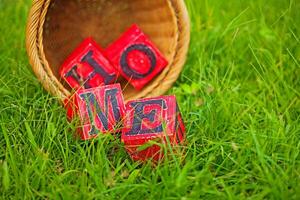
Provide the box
[26,0,190,102]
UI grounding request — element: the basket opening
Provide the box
[43,0,178,99]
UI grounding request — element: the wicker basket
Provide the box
[26,0,190,102]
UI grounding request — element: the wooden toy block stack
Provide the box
[60,25,186,161]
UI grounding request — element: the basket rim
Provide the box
[26,0,190,103]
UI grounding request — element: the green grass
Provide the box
[1,0,300,199]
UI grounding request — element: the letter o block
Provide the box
[121,96,185,161]
[106,25,168,90]
[60,38,117,90]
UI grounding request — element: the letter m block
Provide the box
[76,84,125,140]
[121,95,186,161]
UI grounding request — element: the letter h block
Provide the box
[106,24,168,90]
[121,96,185,161]
[75,84,125,140]
[60,38,117,90]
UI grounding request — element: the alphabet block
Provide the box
[121,96,185,161]
[75,84,125,140]
[106,24,168,90]
[60,38,117,90]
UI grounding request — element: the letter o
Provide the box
[120,44,157,79]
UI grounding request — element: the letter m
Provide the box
[79,88,122,136]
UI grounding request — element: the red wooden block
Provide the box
[60,37,117,90]
[75,84,125,140]
[106,24,168,90]
[121,95,185,161]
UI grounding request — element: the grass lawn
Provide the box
[1,0,300,199]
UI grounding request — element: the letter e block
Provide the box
[121,95,185,161]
